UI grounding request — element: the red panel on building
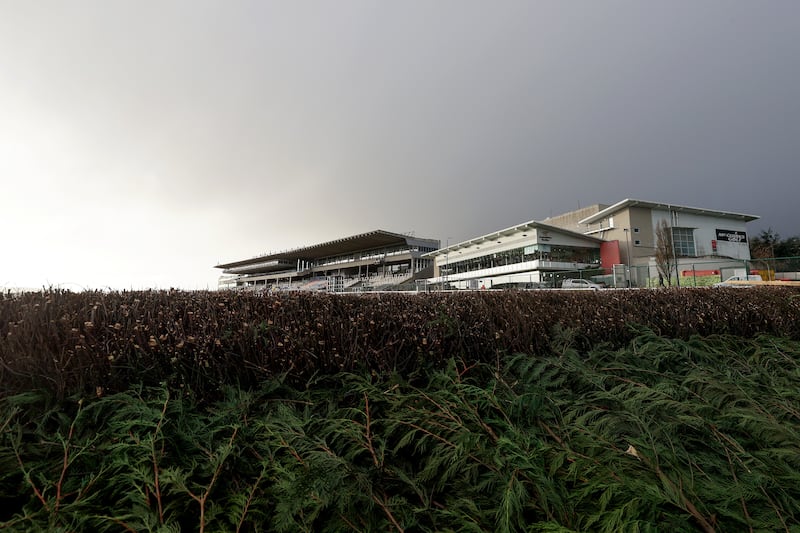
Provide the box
[600,241,621,273]
[681,270,720,277]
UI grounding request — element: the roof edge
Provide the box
[424,220,603,258]
[216,229,439,269]
[578,199,760,225]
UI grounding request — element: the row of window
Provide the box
[442,227,701,276]
[442,244,601,275]
[627,226,696,256]
[672,227,696,256]
[318,244,429,267]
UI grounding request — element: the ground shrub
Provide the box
[2,330,800,531]
[2,288,799,401]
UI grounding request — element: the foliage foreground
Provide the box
[2,288,800,401]
[2,329,800,532]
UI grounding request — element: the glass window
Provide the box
[442,244,600,274]
[672,227,696,256]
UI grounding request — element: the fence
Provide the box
[615,256,800,288]
[427,258,800,291]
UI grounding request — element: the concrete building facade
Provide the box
[424,221,605,289]
[426,199,760,289]
[214,199,760,291]
[576,199,758,267]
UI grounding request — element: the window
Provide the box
[672,227,696,256]
[634,239,641,246]
[443,244,600,274]
[633,227,640,233]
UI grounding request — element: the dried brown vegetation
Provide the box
[2,288,799,400]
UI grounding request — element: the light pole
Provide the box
[442,237,450,291]
[623,228,632,287]
[669,208,681,288]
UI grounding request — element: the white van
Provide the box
[712,274,762,288]
[561,278,603,290]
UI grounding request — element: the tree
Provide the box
[782,236,800,257]
[750,229,800,259]
[749,228,780,259]
[654,219,675,287]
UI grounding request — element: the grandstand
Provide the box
[215,230,439,292]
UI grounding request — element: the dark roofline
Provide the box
[215,230,439,269]
[423,220,603,258]
[578,198,760,225]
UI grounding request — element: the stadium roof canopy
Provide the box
[423,220,603,258]
[578,199,760,225]
[216,230,436,270]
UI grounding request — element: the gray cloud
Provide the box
[1,1,797,289]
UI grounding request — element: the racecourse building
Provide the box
[573,199,758,265]
[215,230,439,292]
[424,221,606,289]
[426,199,760,289]
[215,199,761,291]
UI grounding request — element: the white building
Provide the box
[574,199,759,286]
[424,221,605,289]
[576,198,757,261]
[426,199,760,289]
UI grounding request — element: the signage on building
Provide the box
[715,229,747,243]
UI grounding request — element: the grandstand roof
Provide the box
[216,230,437,269]
[423,220,603,258]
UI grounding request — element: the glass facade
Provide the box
[443,244,600,275]
[671,227,696,256]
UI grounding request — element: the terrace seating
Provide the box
[300,279,329,291]
[367,273,413,290]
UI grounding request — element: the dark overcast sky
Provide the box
[1,1,798,289]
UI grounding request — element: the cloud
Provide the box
[1,1,798,289]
